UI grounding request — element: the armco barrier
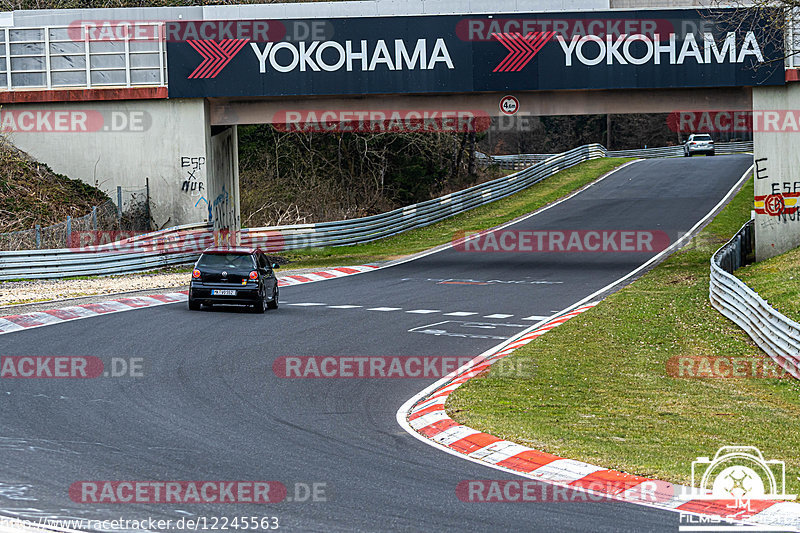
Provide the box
[483,142,754,168]
[0,142,753,281]
[0,143,606,280]
[607,141,753,159]
[0,222,210,280]
[710,219,800,379]
[240,143,606,251]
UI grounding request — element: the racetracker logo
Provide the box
[273,356,476,378]
[272,109,491,133]
[457,479,674,503]
[452,230,671,253]
[69,481,287,503]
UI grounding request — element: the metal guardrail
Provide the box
[0,23,165,90]
[0,222,209,280]
[240,144,606,251]
[0,141,758,281]
[484,142,754,168]
[0,143,605,280]
[607,141,754,159]
[710,219,800,380]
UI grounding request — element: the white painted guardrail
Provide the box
[483,141,754,169]
[710,219,800,379]
[0,143,605,280]
[0,141,754,281]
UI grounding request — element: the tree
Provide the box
[710,1,797,66]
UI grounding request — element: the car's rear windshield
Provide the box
[693,135,712,141]
[197,253,255,270]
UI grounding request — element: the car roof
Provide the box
[202,246,259,255]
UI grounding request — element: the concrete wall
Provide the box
[753,82,800,261]
[3,98,222,229]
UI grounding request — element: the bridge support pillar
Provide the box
[3,97,240,234]
[753,81,800,261]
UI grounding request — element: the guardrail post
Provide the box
[146,177,151,230]
[92,206,97,230]
[35,224,41,249]
[117,186,123,223]
[66,216,71,247]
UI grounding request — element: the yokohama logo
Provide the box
[187,39,249,79]
[492,31,556,72]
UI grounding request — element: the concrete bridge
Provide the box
[1,0,798,259]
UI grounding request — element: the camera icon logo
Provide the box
[690,446,796,501]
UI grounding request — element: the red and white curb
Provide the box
[0,265,379,335]
[276,265,378,286]
[398,304,800,530]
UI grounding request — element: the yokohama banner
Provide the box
[166,8,784,98]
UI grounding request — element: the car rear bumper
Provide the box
[189,282,260,305]
[687,146,715,154]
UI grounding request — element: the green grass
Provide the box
[447,176,800,493]
[281,158,633,269]
[735,246,800,323]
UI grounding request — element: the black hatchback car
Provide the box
[189,247,280,313]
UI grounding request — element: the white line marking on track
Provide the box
[367,307,402,312]
[443,312,477,316]
[522,315,551,321]
[327,305,363,309]
[483,314,513,319]
[405,309,441,314]
[288,303,327,307]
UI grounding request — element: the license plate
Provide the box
[211,289,237,296]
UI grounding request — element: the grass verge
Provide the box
[447,175,800,492]
[735,245,800,323]
[280,158,633,269]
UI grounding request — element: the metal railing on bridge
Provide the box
[0,23,166,90]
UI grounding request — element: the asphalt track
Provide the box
[0,155,754,532]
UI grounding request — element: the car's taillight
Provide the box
[192,269,201,279]
[249,271,258,280]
